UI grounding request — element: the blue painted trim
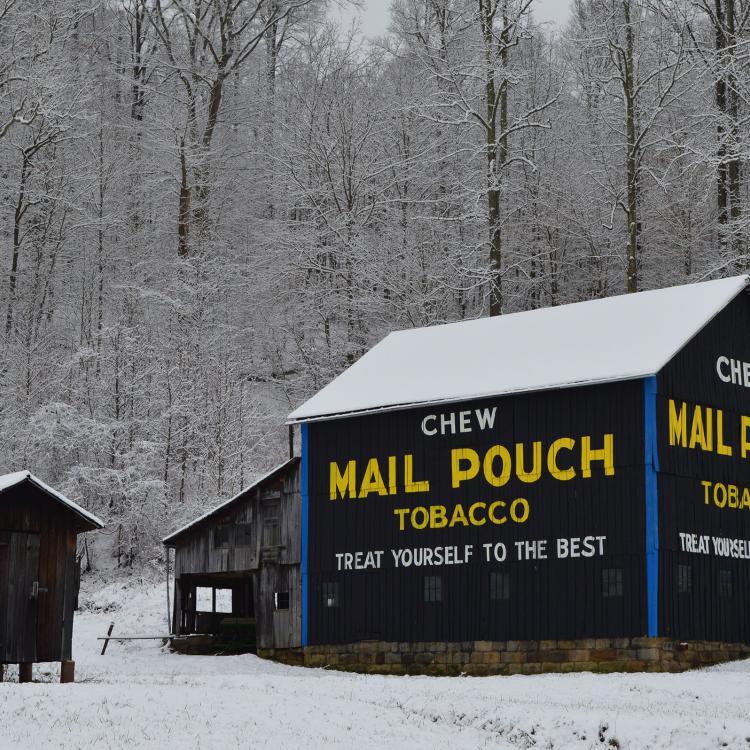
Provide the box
[644,376,660,638]
[300,422,310,647]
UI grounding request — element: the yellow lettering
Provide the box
[714,483,727,508]
[689,406,708,451]
[548,438,576,481]
[741,416,750,459]
[451,448,480,489]
[468,502,486,526]
[411,506,429,529]
[516,442,542,483]
[330,460,356,500]
[483,444,512,487]
[388,456,397,495]
[728,484,739,508]
[742,488,750,510]
[393,507,409,531]
[487,500,507,525]
[358,458,388,498]
[404,454,430,493]
[430,505,448,528]
[581,434,614,478]
[449,503,469,527]
[702,480,712,505]
[717,410,733,456]
[669,400,687,447]
[510,497,530,523]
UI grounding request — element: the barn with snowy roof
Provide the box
[164,458,302,655]
[167,275,750,673]
[0,471,104,683]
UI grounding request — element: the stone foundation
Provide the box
[261,638,750,676]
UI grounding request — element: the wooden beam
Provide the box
[18,663,32,683]
[100,622,115,655]
[96,636,174,641]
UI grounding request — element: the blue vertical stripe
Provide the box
[300,422,309,647]
[644,376,660,637]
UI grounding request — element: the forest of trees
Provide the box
[0,0,747,567]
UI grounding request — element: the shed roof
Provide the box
[0,470,105,530]
[289,275,750,422]
[163,457,299,546]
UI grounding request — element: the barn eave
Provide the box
[288,275,750,423]
[162,457,299,547]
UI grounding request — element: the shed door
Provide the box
[0,531,41,663]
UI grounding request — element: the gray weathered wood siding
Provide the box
[169,460,301,649]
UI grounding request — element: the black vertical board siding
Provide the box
[0,533,7,658]
[0,483,93,663]
[657,291,750,643]
[307,381,646,645]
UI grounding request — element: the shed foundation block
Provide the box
[60,661,75,684]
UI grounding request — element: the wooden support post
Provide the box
[60,661,75,684]
[100,621,115,655]
[0,664,4,682]
[19,663,33,683]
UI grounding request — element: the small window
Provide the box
[275,568,290,610]
[323,582,339,608]
[214,524,231,549]
[602,568,623,598]
[262,501,281,547]
[215,588,233,613]
[236,522,253,547]
[274,591,290,610]
[719,569,733,598]
[424,575,442,603]
[490,571,510,601]
[196,586,213,611]
[677,564,692,594]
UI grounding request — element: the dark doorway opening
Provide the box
[177,573,256,653]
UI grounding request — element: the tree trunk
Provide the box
[6,156,30,334]
[178,138,190,257]
[623,0,638,293]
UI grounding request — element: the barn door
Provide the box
[0,531,41,663]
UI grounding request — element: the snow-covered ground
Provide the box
[1,576,749,749]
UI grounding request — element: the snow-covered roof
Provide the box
[289,275,750,422]
[163,458,299,545]
[0,470,104,529]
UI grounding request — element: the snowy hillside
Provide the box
[0,577,748,749]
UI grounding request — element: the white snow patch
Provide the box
[1,577,749,749]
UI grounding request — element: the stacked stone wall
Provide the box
[260,638,750,676]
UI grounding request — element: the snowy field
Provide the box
[1,578,749,749]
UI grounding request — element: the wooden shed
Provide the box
[0,471,104,683]
[164,458,301,654]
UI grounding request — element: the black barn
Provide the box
[287,275,750,672]
[0,471,104,682]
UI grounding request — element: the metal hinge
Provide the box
[30,581,48,599]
